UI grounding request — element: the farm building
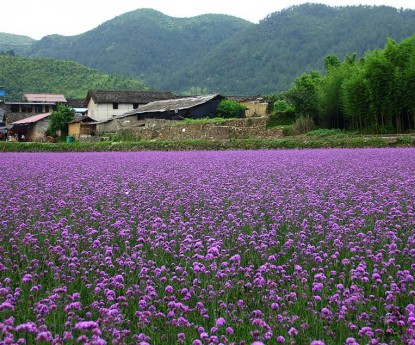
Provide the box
[68,116,98,140]
[117,94,227,126]
[86,90,177,122]
[10,112,51,141]
[4,93,67,124]
[23,93,67,103]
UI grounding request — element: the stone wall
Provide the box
[78,136,101,142]
[118,118,283,141]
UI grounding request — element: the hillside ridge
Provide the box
[1,4,415,95]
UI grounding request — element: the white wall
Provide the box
[87,99,137,122]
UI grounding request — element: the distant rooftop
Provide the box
[24,94,67,103]
[87,90,177,104]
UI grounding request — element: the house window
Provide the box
[113,103,119,109]
[133,103,139,109]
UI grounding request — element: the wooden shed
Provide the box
[68,116,98,139]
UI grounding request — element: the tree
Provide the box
[318,58,349,129]
[285,71,321,124]
[341,66,371,131]
[324,54,341,71]
[46,104,75,138]
[364,50,395,132]
[216,99,247,118]
[269,99,296,125]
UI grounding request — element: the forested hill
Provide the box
[22,9,253,95]
[191,4,415,94]
[2,4,415,95]
[0,55,146,100]
[0,33,34,55]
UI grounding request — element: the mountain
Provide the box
[25,9,253,93]
[2,4,415,95]
[0,33,34,55]
[0,54,146,100]
[185,4,415,94]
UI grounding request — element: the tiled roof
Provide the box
[118,94,223,119]
[24,94,67,103]
[68,116,96,124]
[66,98,87,108]
[87,90,177,104]
[6,112,36,124]
[12,112,51,124]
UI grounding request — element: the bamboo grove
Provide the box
[277,35,415,134]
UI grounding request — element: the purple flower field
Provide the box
[0,149,414,345]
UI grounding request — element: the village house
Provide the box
[115,94,227,131]
[86,89,177,122]
[10,112,51,141]
[4,93,67,124]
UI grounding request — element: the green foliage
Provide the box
[184,4,415,94]
[273,99,294,113]
[0,55,146,100]
[2,5,415,95]
[1,135,414,152]
[284,71,321,123]
[0,50,15,56]
[46,104,75,137]
[305,128,358,136]
[268,100,296,126]
[21,9,251,95]
[277,34,415,134]
[324,54,341,71]
[216,99,247,118]
[0,33,34,55]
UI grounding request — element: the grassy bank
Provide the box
[1,136,415,152]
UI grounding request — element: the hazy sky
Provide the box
[1,0,413,40]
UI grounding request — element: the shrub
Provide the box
[291,115,316,135]
[217,99,247,118]
[269,100,296,125]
